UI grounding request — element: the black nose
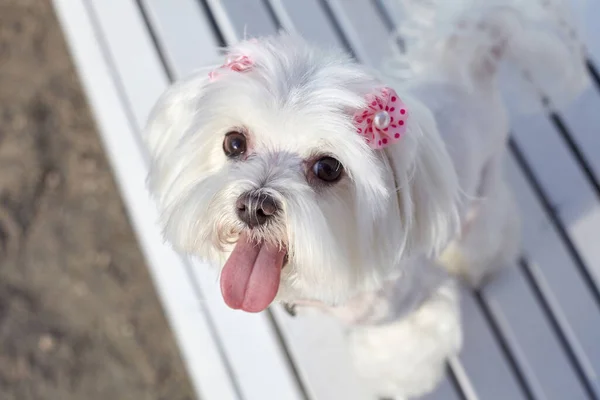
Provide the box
[236,192,281,228]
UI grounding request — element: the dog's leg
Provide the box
[439,155,520,288]
[348,276,461,399]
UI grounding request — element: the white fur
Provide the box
[144,0,588,397]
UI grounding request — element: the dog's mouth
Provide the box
[220,232,287,313]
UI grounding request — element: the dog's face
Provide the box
[145,35,458,312]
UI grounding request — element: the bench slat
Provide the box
[139,0,221,78]
[508,140,600,396]
[576,0,600,67]
[324,0,391,67]
[268,0,345,49]
[457,291,529,400]
[511,113,600,293]
[481,260,589,400]
[206,0,278,39]
[272,308,379,400]
[556,87,600,191]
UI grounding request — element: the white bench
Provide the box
[51,1,600,399]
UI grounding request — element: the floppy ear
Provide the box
[143,70,215,250]
[383,95,460,257]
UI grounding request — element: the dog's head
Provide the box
[145,34,459,312]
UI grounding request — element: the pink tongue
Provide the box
[220,233,285,313]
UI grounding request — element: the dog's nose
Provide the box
[236,192,280,228]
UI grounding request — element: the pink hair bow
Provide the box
[353,87,408,149]
[209,54,254,80]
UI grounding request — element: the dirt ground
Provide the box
[0,1,195,399]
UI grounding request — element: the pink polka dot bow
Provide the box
[353,87,408,150]
[209,54,254,80]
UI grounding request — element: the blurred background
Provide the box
[0,0,193,398]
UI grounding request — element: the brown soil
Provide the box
[0,1,195,399]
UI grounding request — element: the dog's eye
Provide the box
[223,131,247,158]
[312,157,343,183]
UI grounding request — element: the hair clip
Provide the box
[209,54,254,80]
[353,87,407,149]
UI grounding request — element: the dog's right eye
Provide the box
[223,131,247,158]
[312,156,343,183]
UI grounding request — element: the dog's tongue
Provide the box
[220,233,285,313]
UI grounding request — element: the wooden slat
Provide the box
[556,88,600,190]
[205,0,278,39]
[511,113,600,292]
[267,0,346,49]
[81,1,305,399]
[271,308,377,400]
[575,0,600,67]
[481,262,588,400]
[421,370,463,400]
[456,291,529,400]
[139,0,222,77]
[50,1,237,399]
[324,0,391,67]
[507,149,600,397]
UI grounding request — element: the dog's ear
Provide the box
[383,96,460,257]
[145,70,212,169]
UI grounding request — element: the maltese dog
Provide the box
[144,0,588,397]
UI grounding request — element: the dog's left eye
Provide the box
[312,157,343,183]
[223,131,247,158]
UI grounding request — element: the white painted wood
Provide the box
[67,1,305,399]
[511,113,600,292]
[573,0,600,67]
[271,308,378,400]
[206,0,278,40]
[457,290,528,400]
[83,0,168,127]
[325,0,392,67]
[506,151,600,397]
[269,0,346,49]
[51,1,236,399]
[139,0,222,78]
[556,87,600,188]
[421,374,463,400]
[481,259,589,400]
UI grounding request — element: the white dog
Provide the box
[144,0,588,397]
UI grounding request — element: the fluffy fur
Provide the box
[144,0,588,397]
